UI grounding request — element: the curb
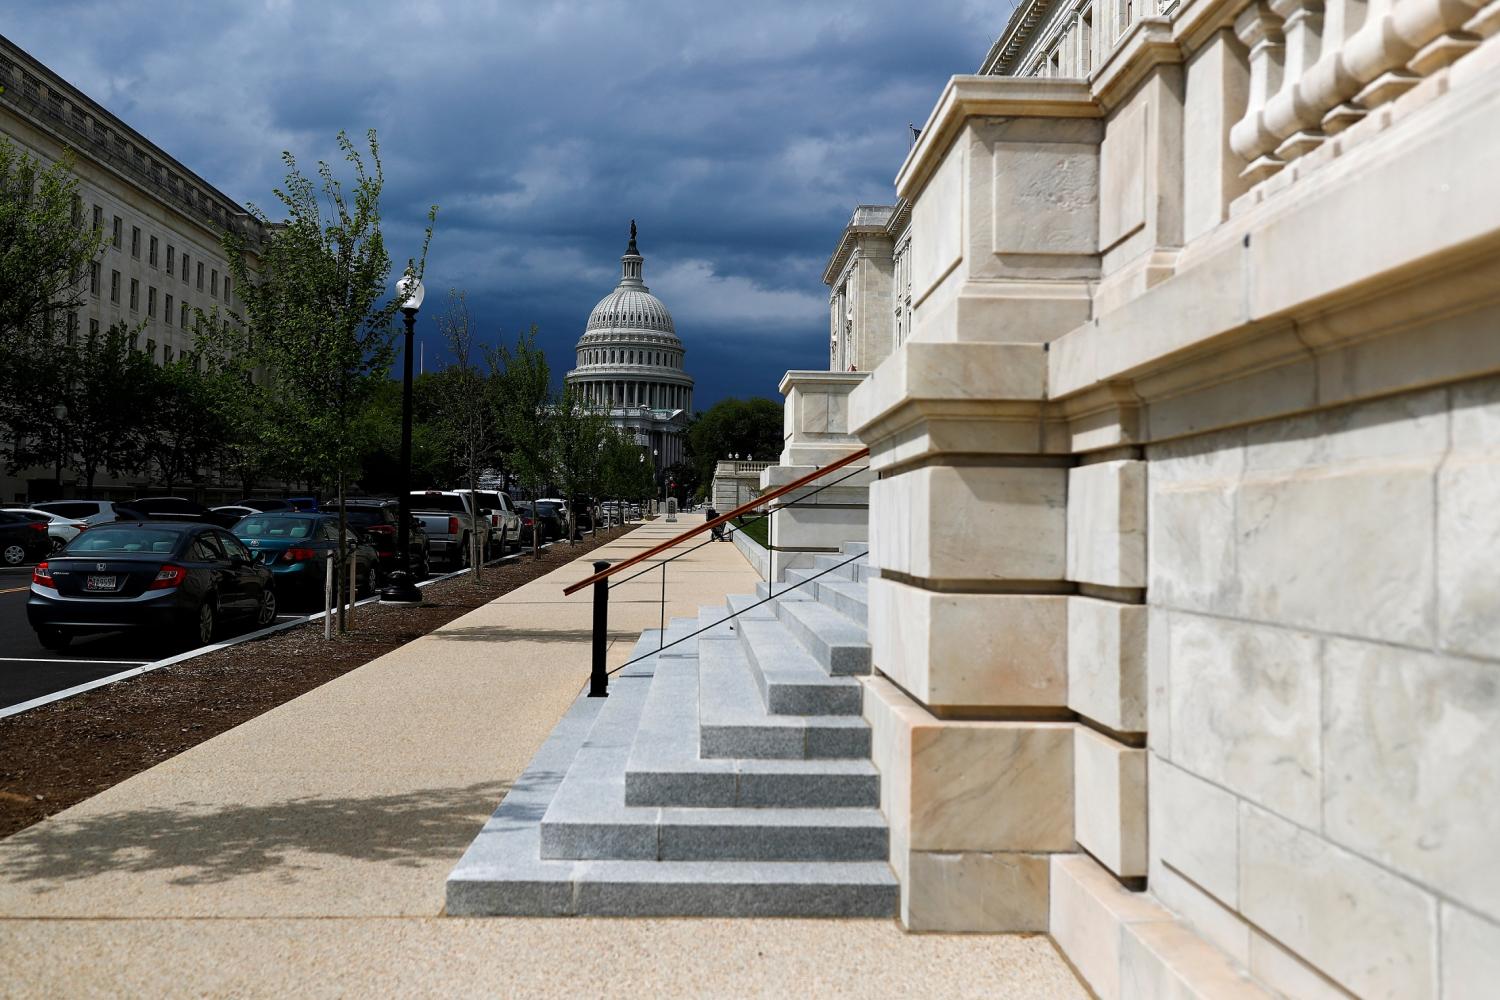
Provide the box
[0,540,565,721]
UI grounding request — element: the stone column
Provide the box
[760,370,873,580]
[852,79,1106,933]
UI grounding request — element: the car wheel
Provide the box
[2,543,26,566]
[192,600,217,647]
[255,588,277,628]
[458,535,471,570]
[37,626,71,650]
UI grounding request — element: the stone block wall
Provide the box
[841,17,1500,999]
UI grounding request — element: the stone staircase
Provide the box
[447,542,898,917]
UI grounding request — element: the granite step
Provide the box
[757,579,813,602]
[810,552,866,582]
[774,597,871,676]
[447,668,897,917]
[540,692,888,862]
[624,653,879,808]
[698,636,870,759]
[811,577,868,625]
[735,616,864,716]
[841,541,869,556]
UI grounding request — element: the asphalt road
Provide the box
[0,566,302,711]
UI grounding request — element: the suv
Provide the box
[34,499,123,525]
[341,499,431,580]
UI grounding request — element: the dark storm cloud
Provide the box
[5,0,1014,406]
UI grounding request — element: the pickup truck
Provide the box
[409,490,485,569]
[455,489,521,555]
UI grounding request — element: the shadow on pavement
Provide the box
[0,780,509,888]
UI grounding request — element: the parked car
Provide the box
[457,489,521,555]
[211,505,260,522]
[116,497,242,529]
[4,508,91,553]
[516,501,562,546]
[27,520,277,650]
[0,509,53,566]
[341,498,430,580]
[409,491,484,568]
[232,512,380,607]
[536,500,571,538]
[33,499,123,525]
[232,498,293,513]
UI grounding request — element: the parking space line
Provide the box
[0,585,28,594]
[0,656,151,665]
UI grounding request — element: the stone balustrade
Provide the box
[1231,0,1496,179]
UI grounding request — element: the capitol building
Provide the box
[564,224,693,473]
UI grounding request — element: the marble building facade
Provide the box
[564,225,693,473]
[0,34,261,503]
[778,0,1500,996]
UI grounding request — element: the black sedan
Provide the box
[27,521,277,651]
[0,509,53,567]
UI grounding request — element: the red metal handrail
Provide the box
[562,446,870,596]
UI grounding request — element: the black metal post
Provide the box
[381,308,422,605]
[590,559,610,698]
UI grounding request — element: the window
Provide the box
[129,278,139,311]
[223,276,231,304]
[180,302,189,329]
[146,339,156,361]
[92,205,102,233]
[149,235,158,267]
[131,226,141,258]
[112,215,122,249]
[90,261,100,295]
[89,318,99,338]
[67,311,79,343]
[166,245,175,273]
[71,194,81,225]
[164,345,174,363]
[190,534,222,562]
[110,270,120,303]
[196,261,203,290]
[148,286,157,317]
[165,293,174,325]
[181,252,188,281]
[211,268,218,297]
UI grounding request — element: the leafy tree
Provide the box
[218,128,435,632]
[0,138,106,347]
[54,322,155,492]
[600,428,653,522]
[549,382,608,541]
[491,327,552,558]
[684,396,783,500]
[145,356,225,493]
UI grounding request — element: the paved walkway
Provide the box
[0,520,1084,998]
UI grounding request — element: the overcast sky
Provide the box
[8,1,1012,407]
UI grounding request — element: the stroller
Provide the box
[708,507,728,541]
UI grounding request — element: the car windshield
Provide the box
[343,509,386,526]
[67,525,183,554]
[536,502,560,515]
[236,515,315,539]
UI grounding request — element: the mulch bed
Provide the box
[0,526,635,840]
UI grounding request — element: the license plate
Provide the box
[85,575,117,591]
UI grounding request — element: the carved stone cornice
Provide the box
[894,77,1100,201]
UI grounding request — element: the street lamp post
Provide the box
[381,272,425,605]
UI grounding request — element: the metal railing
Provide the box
[567,446,870,697]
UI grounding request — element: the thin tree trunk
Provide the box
[336,468,348,634]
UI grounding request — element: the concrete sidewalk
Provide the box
[0,520,1084,998]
